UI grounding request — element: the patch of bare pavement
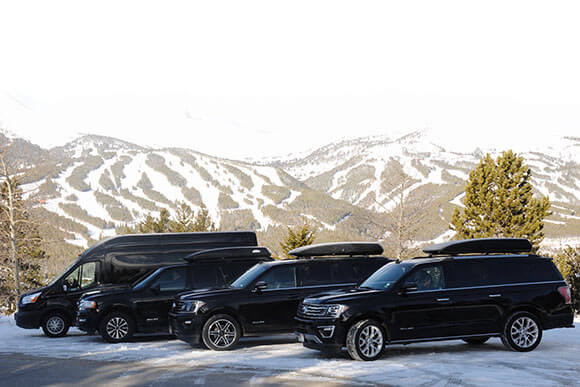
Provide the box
[0,353,380,387]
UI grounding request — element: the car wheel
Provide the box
[462,337,490,345]
[42,312,70,338]
[202,314,241,351]
[346,319,385,361]
[99,312,135,343]
[502,312,542,352]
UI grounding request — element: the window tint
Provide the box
[300,262,333,286]
[151,267,187,292]
[352,259,388,281]
[220,261,261,285]
[192,265,224,289]
[446,259,561,288]
[259,266,297,289]
[403,265,445,291]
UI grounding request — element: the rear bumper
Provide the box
[294,316,345,353]
[169,312,202,345]
[15,309,43,329]
[543,307,575,330]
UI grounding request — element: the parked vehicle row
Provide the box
[15,233,574,361]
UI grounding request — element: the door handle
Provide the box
[436,298,450,302]
[488,294,502,298]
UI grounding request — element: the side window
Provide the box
[64,266,81,291]
[404,265,445,291]
[80,262,98,288]
[192,265,223,289]
[151,267,187,292]
[300,262,332,286]
[330,261,358,283]
[446,261,489,288]
[220,261,260,285]
[63,262,98,291]
[259,266,297,289]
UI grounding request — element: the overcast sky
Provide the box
[0,0,578,159]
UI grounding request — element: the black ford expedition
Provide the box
[169,242,392,350]
[77,247,272,342]
[296,238,574,361]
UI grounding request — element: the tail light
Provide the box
[558,286,572,304]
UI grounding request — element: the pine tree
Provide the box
[451,150,550,251]
[0,154,47,313]
[553,246,580,312]
[190,206,217,232]
[279,222,317,259]
[169,202,217,232]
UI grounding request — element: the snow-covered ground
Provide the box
[0,316,578,386]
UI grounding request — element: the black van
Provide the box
[15,231,258,337]
[295,238,575,361]
[77,247,273,342]
[169,242,392,351]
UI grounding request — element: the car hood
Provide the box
[81,284,132,300]
[303,287,383,304]
[178,287,243,301]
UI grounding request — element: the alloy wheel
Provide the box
[207,319,237,348]
[46,316,65,335]
[510,316,539,349]
[106,317,129,340]
[358,325,384,358]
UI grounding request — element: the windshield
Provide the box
[230,264,269,289]
[360,262,413,290]
[132,267,163,290]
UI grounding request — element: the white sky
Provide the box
[0,0,579,159]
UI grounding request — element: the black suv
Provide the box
[169,242,391,350]
[295,238,574,361]
[77,247,272,342]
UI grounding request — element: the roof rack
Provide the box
[423,238,532,256]
[184,246,272,262]
[289,242,384,258]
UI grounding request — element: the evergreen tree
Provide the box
[169,202,216,232]
[189,206,217,232]
[0,159,47,313]
[451,150,550,251]
[279,222,317,258]
[553,246,580,312]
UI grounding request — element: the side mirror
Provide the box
[400,283,418,295]
[253,281,268,292]
[62,283,68,292]
[150,283,161,294]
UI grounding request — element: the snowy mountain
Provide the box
[3,130,579,252]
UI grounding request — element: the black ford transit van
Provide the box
[295,238,574,361]
[77,247,273,342]
[15,231,258,337]
[169,242,392,351]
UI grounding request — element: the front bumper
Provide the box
[76,309,99,333]
[168,312,203,345]
[294,316,345,353]
[15,309,43,329]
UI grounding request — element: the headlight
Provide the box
[326,304,348,318]
[184,300,206,313]
[21,292,41,305]
[79,300,97,309]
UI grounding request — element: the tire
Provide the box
[502,312,542,352]
[41,312,70,338]
[462,337,490,345]
[201,314,241,351]
[99,312,135,343]
[346,319,386,361]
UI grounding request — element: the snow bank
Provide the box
[0,315,578,386]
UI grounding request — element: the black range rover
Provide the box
[295,238,574,361]
[169,242,392,350]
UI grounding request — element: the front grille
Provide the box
[297,303,328,318]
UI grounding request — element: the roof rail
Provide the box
[423,238,532,256]
[289,242,383,258]
[184,246,272,262]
